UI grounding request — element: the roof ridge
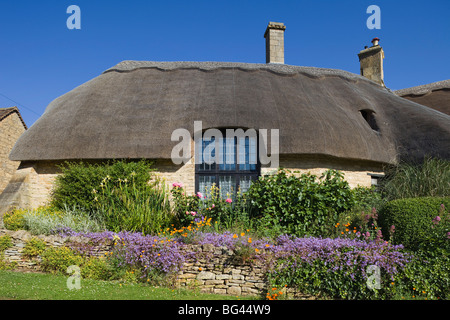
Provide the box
[102,60,373,84]
[394,79,450,96]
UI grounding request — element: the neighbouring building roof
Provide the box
[9,61,450,164]
[394,80,450,115]
[0,107,27,129]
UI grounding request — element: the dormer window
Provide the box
[360,109,380,132]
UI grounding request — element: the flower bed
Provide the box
[54,226,411,299]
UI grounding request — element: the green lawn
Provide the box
[0,270,259,300]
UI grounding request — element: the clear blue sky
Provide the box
[1,0,449,127]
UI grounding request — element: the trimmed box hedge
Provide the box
[379,197,450,250]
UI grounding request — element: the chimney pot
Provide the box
[264,22,286,64]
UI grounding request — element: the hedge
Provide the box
[379,197,450,250]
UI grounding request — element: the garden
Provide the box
[0,158,449,300]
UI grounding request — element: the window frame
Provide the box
[195,129,260,195]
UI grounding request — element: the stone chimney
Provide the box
[358,38,385,86]
[264,22,286,64]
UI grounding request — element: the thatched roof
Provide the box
[394,80,450,116]
[10,61,450,164]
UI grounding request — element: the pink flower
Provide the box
[185,211,189,215]
[432,216,441,224]
[173,182,183,188]
[191,211,197,216]
[196,192,203,198]
[225,198,232,203]
[211,204,215,208]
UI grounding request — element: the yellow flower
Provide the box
[248,238,252,243]
[255,248,260,253]
[240,232,245,237]
[233,234,238,239]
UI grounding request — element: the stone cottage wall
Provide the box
[0,229,313,299]
[0,153,385,216]
[263,154,385,188]
[0,112,26,194]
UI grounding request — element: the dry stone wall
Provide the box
[0,229,313,299]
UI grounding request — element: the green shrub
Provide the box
[352,186,385,212]
[380,157,450,201]
[3,208,26,231]
[379,197,450,250]
[22,238,47,259]
[40,246,84,274]
[246,169,355,237]
[51,159,156,212]
[81,257,113,280]
[399,249,450,300]
[0,235,15,271]
[50,160,173,234]
[0,235,13,252]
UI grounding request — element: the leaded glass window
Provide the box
[195,131,259,197]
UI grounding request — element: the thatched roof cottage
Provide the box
[1,22,449,214]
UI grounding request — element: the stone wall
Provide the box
[0,228,313,299]
[0,112,26,194]
[261,154,384,188]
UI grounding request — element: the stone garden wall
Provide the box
[0,229,313,299]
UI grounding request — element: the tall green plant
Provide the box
[380,157,450,201]
[98,175,172,234]
[51,160,172,234]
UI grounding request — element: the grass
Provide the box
[0,270,259,300]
